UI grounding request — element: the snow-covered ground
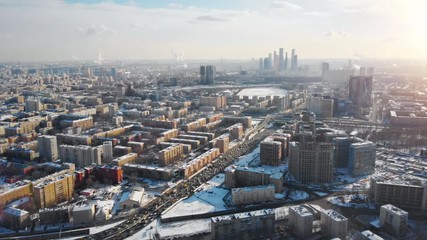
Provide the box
[287,190,309,201]
[328,194,374,209]
[90,220,126,234]
[162,174,230,219]
[156,219,211,238]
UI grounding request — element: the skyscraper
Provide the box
[290,49,296,71]
[279,48,284,71]
[268,53,273,69]
[288,112,334,183]
[349,76,373,112]
[200,65,206,84]
[273,51,278,70]
[206,65,216,85]
[321,62,329,81]
[284,52,288,71]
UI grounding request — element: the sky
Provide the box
[0,0,427,62]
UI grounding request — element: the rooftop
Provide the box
[4,207,29,217]
[323,209,347,221]
[290,205,313,217]
[381,204,408,216]
[211,209,274,223]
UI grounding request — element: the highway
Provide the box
[85,117,273,240]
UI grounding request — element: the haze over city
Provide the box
[1,0,427,61]
[1,1,427,240]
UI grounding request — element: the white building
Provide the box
[25,98,43,112]
[73,204,95,225]
[231,184,275,205]
[380,204,408,237]
[59,145,102,167]
[320,209,348,240]
[289,205,314,238]
[102,141,113,163]
[119,189,145,210]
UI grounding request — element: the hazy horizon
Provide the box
[1,0,427,62]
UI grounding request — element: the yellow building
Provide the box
[33,174,74,209]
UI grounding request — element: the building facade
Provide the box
[38,135,59,162]
[211,209,275,240]
[379,204,408,237]
[320,209,348,240]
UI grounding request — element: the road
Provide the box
[85,117,274,240]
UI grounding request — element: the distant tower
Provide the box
[293,54,298,71]
[273,51,279,70]
[268,53,273,69]
[290,49,296,71]
[349,76,373,112]
[321,62,330,82]
[264,58,269,70]
[284,52,288,71]
[206,65,216,85]
[279,48,284,71]
[200,65,206,84]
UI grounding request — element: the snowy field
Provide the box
[162,174,230,219]
[126,218,210,240]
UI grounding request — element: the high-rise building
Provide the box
[289,112,334,183]
[380,204,408,237]
[200,65,206,84]
[306,94,334,118]
[293,54,298,71]
[279,48,284,71]
[284,52,288,71]
[38,135,58,162]
[59,145,103,168]
[273,50,279,70]
[321,62,329,81]
[206,65,216,85]
[25,98,43,112]
[320,209,348,240]
[332,137,360,167]
[268,53,273,69]
[349,76,373,112]
[33,173,74,209]
[260,137,282,166]
[102,141,113,163]
[289,205,314,238]
[263,57,269,70]
[290,49,297,71]
[369,177,427,211]
[348,141,376,177]
[259,58,263,71]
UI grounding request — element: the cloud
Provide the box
[325,30,348,37]
[129,23,158,30]
[271,1,303,10]
[304,11,329,17]
[193,15,228,22]
[78,24,117,35]
[168,3,185,9]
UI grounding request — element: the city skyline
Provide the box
[1,0,427,62]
